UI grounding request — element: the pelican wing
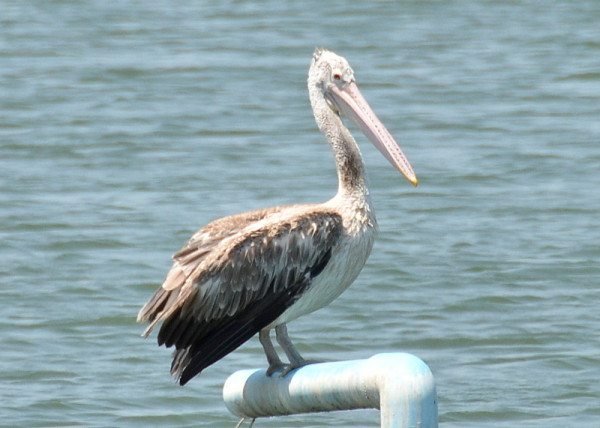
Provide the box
[138,208,342,385]
[137,205,292,324]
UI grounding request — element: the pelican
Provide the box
[137,48,418,385]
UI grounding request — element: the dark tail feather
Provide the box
[157,308,186,347]
[175,279,305,385]
[178,314,260,385]
[171,347,192,381]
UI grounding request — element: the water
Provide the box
[1,1,599,426]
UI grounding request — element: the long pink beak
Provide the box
[327,81,418,186]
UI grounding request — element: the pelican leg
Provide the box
[275,324,318,375]
[259,329,285,376]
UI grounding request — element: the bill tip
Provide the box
[407,175,419,187]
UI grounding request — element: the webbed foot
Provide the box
[266,362,286,377]
[279,358,324,376]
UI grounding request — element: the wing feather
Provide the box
[138,205,292,323]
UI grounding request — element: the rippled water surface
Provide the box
[2,1,599,426]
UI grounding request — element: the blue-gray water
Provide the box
[1,1,599,426]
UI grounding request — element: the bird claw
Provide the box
[279,364,298,376]
[267,359,324,377]
[266,362,286,377]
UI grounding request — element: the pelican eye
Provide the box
[333,73,341,80]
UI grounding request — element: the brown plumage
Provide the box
[138,206,342,384]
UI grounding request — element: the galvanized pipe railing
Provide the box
[223,352,438,427]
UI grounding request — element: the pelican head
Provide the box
[309,48,418,186]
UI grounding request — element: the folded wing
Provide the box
[137,207,342,385]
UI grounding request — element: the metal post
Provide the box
[223,353,438,427]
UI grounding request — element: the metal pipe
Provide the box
[223,353,438,427]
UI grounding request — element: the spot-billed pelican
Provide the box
[137,48,418,385]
